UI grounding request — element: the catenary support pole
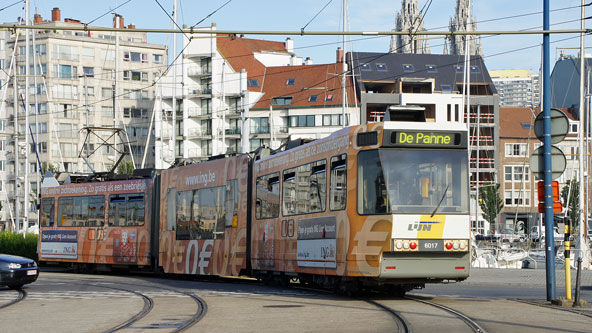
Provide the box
[543,0,556,301]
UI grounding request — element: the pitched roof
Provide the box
[499,106,575,138]
[350,52,496,94]
[217,36,288,92]
[251,63,357,110]
[499,106,537,138]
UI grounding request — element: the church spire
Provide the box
[389,0,431,54]
[449,0,483,56]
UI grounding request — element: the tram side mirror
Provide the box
[421,177,430,198]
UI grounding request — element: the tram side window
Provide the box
[175,186,227,240]
[40,198,55,227]
[330,154,347,211]
[281,160,326,216]
[224,179,239,228]
[57,197,73,226]
[57,195,105,226]
[256,173,280,219]
[108,193,145,226]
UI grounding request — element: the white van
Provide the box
[530,226,563,242]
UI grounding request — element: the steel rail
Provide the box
[365,299,412,333]
[405,296,487,333]
[0,288,26,310]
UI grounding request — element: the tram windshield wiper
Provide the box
[430,185,449,218]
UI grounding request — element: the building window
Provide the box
[426,64,437,73]
[272,96,292,105]
[308,95,318,102]
[325,94,334,102]
[376,63,388,71]
[153,54,163,64]
[505,143,528,157]
[82,67,94,77]
[123,71,148,81]
[441,84,452,92]
[360,63,371,71]
[289,115,315,127]
[504,165,530,182]
[247,79,259,88]
[124,51,147,63]
[454,65,463,72]
[54,64,77,79]
[470,66,481,73]
[322,114,348,126]
[285,78,296,86]
[569,122,579,134]
[251,117,269,134]
[402,64,414,72]
[505,190,531,207]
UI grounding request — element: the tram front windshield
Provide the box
[358,149,469,215]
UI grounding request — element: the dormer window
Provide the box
[272,96,292,105]
[247,79,260,87]
[376,63,387,71]
[425,64,437,73]
[454,65,463,72]
[470,66,481,73]
[360,63,371,71]
[402,64,414,72]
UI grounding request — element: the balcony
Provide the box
[187,66,211,77]
[251,126,270,134]
[187,148,209,159]
[225,109,242,118]
[187,107,212,118]
[187,128,212,139]
[187,88,212,98]
[224,128,241,138]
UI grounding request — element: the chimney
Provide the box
[285,37,294,54]
[120,16,124,29]
[51,7,61,22]
[305,57,313,65]
[336,47,344,63]
[128,23,135,29]
[33,14,42,24]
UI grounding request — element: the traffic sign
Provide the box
[537,180,560,202]
[534,108,569,144]
[529,145,566,180]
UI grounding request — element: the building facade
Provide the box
[490,69,540,108]
[1,8,167,230]
[156,24,358,167]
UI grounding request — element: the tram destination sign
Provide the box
[387,130,467,148]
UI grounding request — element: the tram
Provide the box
[38,120,470,293]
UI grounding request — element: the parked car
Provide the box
[0,254,38,289]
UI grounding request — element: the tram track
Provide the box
[0,288,26,310]
[364,299,412,333]
[405,295,487,333]
[42,276,208,332]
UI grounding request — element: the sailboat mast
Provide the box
[172,0,177,161]
[578,0,589,266]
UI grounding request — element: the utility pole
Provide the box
[24,0,30,232]
[542,0,557,301]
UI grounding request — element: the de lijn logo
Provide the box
[408,221,441,232]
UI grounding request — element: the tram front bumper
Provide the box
[379,251,470,280]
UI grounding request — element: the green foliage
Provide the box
[479,184,504,227]
[0,231,38,261]
[561,178,579,223]
[42,162,59,174]
[117,160,135,175]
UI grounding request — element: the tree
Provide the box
[561,178,579,224]
[117,160,135,175]
[41,163,59,174]
[479,184,504,231]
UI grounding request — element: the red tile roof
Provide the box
[250,63,357,110]
[217,36,288,92]
[500,106,574,138]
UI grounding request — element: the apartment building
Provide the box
[498,106,579,234]
[156,24,358,167]
[490,69,540,108]
[2,8,166,230]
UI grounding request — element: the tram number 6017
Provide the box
[419,240,443,251]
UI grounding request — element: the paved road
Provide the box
[0,268,591,332]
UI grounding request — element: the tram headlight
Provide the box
[395,241,403,249]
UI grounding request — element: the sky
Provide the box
[1,0,590,72]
